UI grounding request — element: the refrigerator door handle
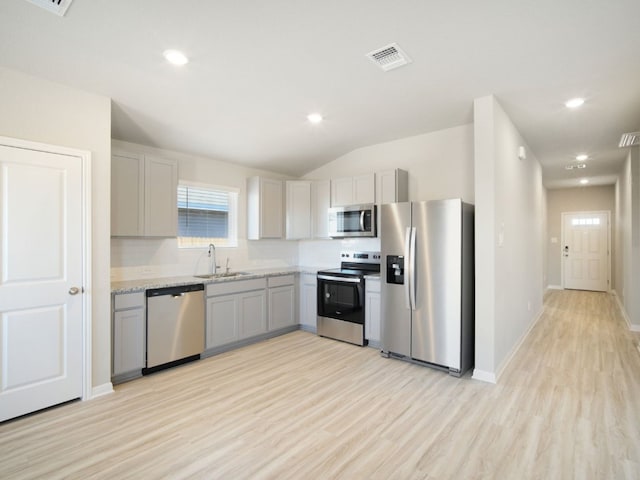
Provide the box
[409,227,417,310]
[404,226,412,310]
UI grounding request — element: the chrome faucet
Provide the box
[208,243,217,275]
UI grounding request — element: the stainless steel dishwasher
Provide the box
[143,283,205,374]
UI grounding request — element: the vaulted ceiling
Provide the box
[1,1,639,187]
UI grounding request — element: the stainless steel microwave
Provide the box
[328,204,377,238]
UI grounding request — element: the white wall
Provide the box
[298,124,474,266]
[615,147,640,330]
[110,140,299,281]
[546,186,615,288]
[473,95,545,382]
[0,67,112,390]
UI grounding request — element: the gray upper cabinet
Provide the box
[247,176,283,240]
[331,173,375,207]
[111,150,178,237]
[285,180,312,240]
[375,169,409,205]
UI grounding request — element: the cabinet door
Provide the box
[269,285,295,330]
[113,308,145,375]
[144,155,178,237]
[376,169,408,205]
[240,290,267,338]
[111,152,144,236]
[300,277,317,329]
[206,295,239,348]
[260,178,283,239]
[331,177,354,207]
[312,180,330,239]
[286,181,311,240]
[353,173,375,204]
[365,290,381,343]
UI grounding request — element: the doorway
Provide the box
[561,211,610,292]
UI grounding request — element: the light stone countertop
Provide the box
[111,266,323,294]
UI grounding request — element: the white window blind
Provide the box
[177,184,238,248]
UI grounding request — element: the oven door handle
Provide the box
[359,210,366,232]
[317,275,361,283]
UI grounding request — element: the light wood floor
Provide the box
[2,290,640,479]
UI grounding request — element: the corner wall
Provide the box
[0,66,112,390]
[615,147,640,330]
[473,95,545,382]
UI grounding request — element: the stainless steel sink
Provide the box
[194,272,251,279]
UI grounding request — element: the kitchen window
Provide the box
[177,182,238,248]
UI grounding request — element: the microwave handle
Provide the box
[359,210,365,231]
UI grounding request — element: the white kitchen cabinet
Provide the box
[299,272,317,331]
[268,275,296,331]
[376,169,409,205]
[312,180,331,239]
[111,150,178,237]
[144,155,178,237]
[205,278,268,349]
[112,292,145,379]
[285,181,312,239]
[365,277,381,345]
[330,173,375,207]
[111,151,144,236]
[247,176,283,239]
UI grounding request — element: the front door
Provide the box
[562,211,609,292]
[0,143,84,422]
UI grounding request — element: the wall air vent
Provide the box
[24,0,73,16]
[366,43,413,72]
[619,132,640,148]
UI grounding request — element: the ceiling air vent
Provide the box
[366,43,413,72]
[24,0,73,16]
[619,132,640,148]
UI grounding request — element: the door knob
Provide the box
[69,287,81,295]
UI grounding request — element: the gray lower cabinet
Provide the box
[365,277,381,345]
[268,274,296,331]
[299,272,317,332]
[206,278,267,349]
[112,292,145,380]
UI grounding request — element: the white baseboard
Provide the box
[547,284,563,290]
[472,369,496,384]
[612,291,640,332]
[473,306,545,385]
[91,382,114,399]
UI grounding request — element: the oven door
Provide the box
[317,274,365,324]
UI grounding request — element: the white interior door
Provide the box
[562,211,609,292]
[0,144,84,422]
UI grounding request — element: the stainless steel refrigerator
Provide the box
[381,199,474,376]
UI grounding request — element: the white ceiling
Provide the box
[1,1,639,187]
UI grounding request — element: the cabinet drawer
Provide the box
[114,292,145,310]
[365,278,381,293]
[268,274,295,288]
[206,278,267,297]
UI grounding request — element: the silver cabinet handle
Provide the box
[69,287,81,295]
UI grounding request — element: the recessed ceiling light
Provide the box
[565,97,585,109]
[575,154,588,161]
[307,113,323,124]
[163,49,189,66]
[580,179,589,185]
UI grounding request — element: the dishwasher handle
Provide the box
[146,283,204,297]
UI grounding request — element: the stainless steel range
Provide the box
[316,251,381,346]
